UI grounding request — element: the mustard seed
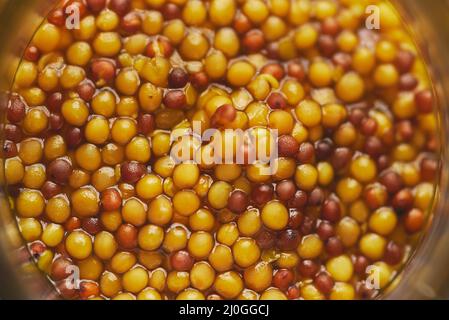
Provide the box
[163,90,187,109]
[48,159,72,185]
[314,273,334,295]
[276,229,300,251]
[86,0,106,14]
[267,92,287,109]
[227,190,249,214]
[110,0,131,16]
[276,180,296,201]
[251,184,274,206]
[261,63,285,81]
[42,181,62,199]
[278,135,300,158]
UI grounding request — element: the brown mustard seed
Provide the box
[86,0,106,14]
[360,117,378,136]
[47,159,73,185]
[256,230,276,250]
[276,229,300,251]
[278,135,300,158]
[79,282,100,300]
[261,63,285,81]
[287,286,300,299]
[227,190,249,213]
[379,171,403,194]
[300,215,316,235]
[392,189,414,212]
[289,190,308,209]
[420,158,438,181]
[7,97,26,124]
[109,0,131,16]
[404,208,425,234]
[354,255,370,275]
[82,217,102,235]
[321,199,341,223]
[308,188,325,206]
[331,147,352,170]
[116,223,138,249]
[65,217,81,232]
[190,72,209,90]
[233,12,252,34]
[287,61,305,81]
[267,92,288,109]
[163,90,187,109]
[243,30,265,53]
[288,209,304,229]
[348,108,366,127]
[314,273,334,295]
[91,59,116,84]
[321,17,340,36]
[65,127,83,149]
[273,269,294,291]
[384,241,404,265]
[276,180,296,201]
[251,184,274,206]
[211,104,237,127]
[364,137,383,158]
[415,90,433,113]
[77,82,96,101]
[315,139,334,161]
[121,161,146,184]
[121,12,142,34]
[364,186,387,210]
[101,188,122,211]
[298,260,320,278]
[317,221,335,241]
[399,73,418,91]
[3,141,18,158]
[24,45,40,62]
[297,142,315,164]
[170,251,194,271]
[42,181,62,199]
[169,68,189,89]
[395,120,414,141]
[5,124,22,143]
[146,37,174,58]
[318,35,337,57]
[50,114,64,131]
[47,92,64,112]
[325,236,344,257]
[161,3,181,20]
[395,50,415,74]
[51,258,73,281]
[47,8,65,27]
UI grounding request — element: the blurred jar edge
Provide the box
[385,0,449,300]
[0,0,449,300]
[0,0,59,300]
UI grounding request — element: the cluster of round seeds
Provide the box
[5,0,438,300]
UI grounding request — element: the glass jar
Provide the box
[0,0,62,299]
[0,0,448,300]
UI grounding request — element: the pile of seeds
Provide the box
[4,0,439,300]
